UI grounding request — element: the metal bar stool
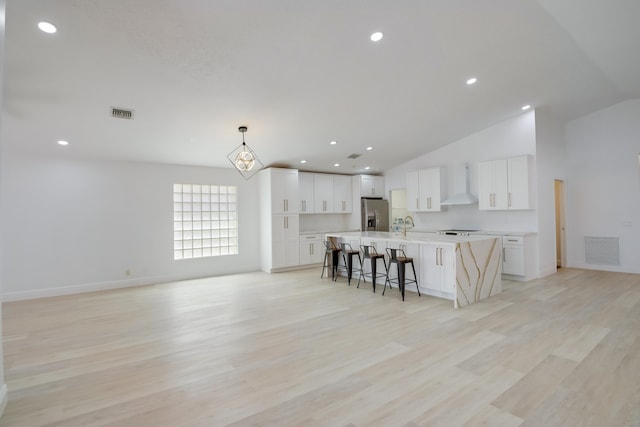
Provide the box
[357,244,387,293]
[383,247,420,301]
[335,242,362,285]
[321,239,341,280]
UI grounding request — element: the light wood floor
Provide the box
[1,267,640,427]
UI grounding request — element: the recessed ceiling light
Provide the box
[466,77,477,85]
[330,140,337,145]
[38,22,57,34]
[364,166,371,170]
[57,140,69,146]
[334,163,340,167]
[366,146,373,151]
[521,104,531,111]
[370,32,383,42]
[300,160,307,164]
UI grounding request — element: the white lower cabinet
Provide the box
[299,233,324,265]
[502,236,525,275]
[420,243,455,298]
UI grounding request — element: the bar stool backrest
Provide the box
[361,245,379,258]
[386,247,407,261]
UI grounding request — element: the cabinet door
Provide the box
[507,156,531,210]
[477,161,495,210]
[406,171,421,211]
[493,159,509,210]
[333,175,352,213]
[502,237,525,275]
[313,174,334,213]
[419,168,442,212]
[299,241,323,265]
[372,176,385,197]
[272,169,299,213]
[420,244,441,292]
[360,175,384,197]
[478,160,508,210]
[272,214,299,268]
[440,247,456,294]
[298,172,315,214]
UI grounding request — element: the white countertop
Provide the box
[326,231,501,245]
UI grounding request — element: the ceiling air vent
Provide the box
[347,153,361,159]
[111,107,134,119]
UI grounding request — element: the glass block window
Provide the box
[173,184,238,260]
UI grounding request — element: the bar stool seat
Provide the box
[357,245,387,293]
[335,243,362,285]
[383,247,420,301]
[321,239,341,280]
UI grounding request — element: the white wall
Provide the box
[534,109,567,277]
[565,99,640,273]
[0,152,261,300]
[0,0,8,416]
[385,111,538,232]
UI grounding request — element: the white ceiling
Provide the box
[3,0,640,174]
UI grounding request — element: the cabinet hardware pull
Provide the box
[508,192,512,208]
[503,247,506,261]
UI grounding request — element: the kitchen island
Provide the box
[326,231,502,308]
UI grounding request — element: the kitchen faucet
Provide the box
[403,215,414,237]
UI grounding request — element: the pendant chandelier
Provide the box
[226,126,263,180]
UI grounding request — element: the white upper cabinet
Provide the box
[478,155,533,211]
[270,168,299,213]
[507,156,533,210]
[406,167,444,212]
[406,171,421,211]
[313,174,334,213]
[299,173,352,214]
[360,175,384,197]
[333,175,352,213]
[298,172,314,214]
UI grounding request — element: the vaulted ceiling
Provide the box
[4,0,640,174]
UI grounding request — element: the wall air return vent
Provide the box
[585,236,620,266]
[347,153,361,159]
[111,107,134,119]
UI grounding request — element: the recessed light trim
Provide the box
[364,166,371,170]
[57,140,69,146]
[366,146,373,151]
[466,77,478,85]
[330,140,337,145]
[370,32,383,42]
[300,160,307,164]
[521,104,531,111]
[334,163,340,167]
[38,21,57,34]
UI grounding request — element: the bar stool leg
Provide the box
[398,262,405,301]
[332,250,339,280]
[411,261,420,296]
[347,253,353,285]
[371,258,377,293]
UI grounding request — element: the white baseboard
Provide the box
[1,276,164,302]
[0,267,262,302]
[0,383,7,418]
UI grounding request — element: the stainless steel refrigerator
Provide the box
[361,198,389,231]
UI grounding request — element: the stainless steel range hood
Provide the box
[440,163,478,206]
